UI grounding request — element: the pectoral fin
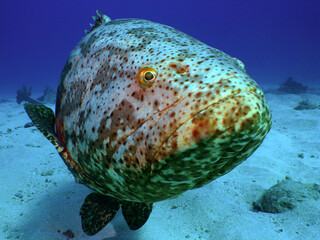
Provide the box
[24,103,86,183]
[24,103,57,145]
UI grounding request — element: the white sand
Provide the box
[1,88,320,240]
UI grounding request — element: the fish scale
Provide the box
[24,11,271,235]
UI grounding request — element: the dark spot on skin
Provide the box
[169,63,177,68]
[153,100,159,108]
[195,92,202,98]
[171,140,178,150]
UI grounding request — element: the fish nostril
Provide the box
[169,62,189,75]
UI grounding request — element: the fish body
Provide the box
[25,11,271,235]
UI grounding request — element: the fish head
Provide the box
[105,22,271,200]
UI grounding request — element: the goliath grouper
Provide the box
[24,11,271,235]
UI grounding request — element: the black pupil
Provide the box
[144,72,154,81]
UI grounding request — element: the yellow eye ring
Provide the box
[137,66,158,89]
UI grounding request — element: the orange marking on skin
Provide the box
[192,118,210,141]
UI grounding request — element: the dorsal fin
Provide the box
[85,10,111,34]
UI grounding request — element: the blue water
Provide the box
[0,0,319,96]
[1,1,320,239]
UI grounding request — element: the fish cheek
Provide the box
[94,99,140,160]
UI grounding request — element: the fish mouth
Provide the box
[151,88,271,170]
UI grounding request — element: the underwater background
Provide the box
[1,0,320,240]
[0,0,319,95]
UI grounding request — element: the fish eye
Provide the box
[137,66,158,89]
[144,71,154,81]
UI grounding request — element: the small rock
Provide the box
[41,169,54,176]
[253,178,320,213]
[63,229,75,239]
[294,100,318,110]
[14,192,24,199]
[24,122,34,128]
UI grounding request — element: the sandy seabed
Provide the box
[1,87,320,240]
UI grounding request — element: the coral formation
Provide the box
[16,85,56,105]
[278,77,307,94]
[37,86,56,104]
[16,85,42,104]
